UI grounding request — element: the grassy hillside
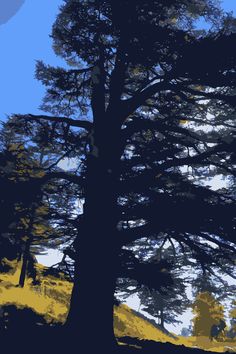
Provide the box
[0,260,71,323]
[0,260,235,353]
[0,260,175,342]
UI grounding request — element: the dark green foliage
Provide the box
[0,305,46,331]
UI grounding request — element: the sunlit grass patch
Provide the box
[1,261,236,352]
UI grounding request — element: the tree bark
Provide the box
[19,237,31,288]
[160,308,165,329]
[18,213,35,288]
[65,124,121,349]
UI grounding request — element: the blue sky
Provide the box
[0,0,236,119]
[221,0,236,13]
[0,0,64,119]
[0,0,25,25]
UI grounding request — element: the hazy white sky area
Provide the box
[36,248,63,267]
[57,158,79,171]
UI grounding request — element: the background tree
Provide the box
[228,300,236,339]
[0,126,79,286]
[117,243,190,330]
[192,292,225,337]
[0,143,40,264]
[140,250,190,329]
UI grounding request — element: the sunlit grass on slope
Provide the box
[179,336,236,353]
[0,260,236,352]
[0,260,178,343]
[114,304,177,344]
[0,260,72,323]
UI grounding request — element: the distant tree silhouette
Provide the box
[0,129,77,286]
[5,0,236,350]
[0,146,34,263]
[117,244,190,329]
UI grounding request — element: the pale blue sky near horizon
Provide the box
[0,0,236,120]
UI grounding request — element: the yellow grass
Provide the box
[0,261,72,322]
[0,260,236,352]
[178,336,236,353]
[114,304,176,344]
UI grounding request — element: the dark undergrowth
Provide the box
[0,330,232,354]
[0,306,233,353]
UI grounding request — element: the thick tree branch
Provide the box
[121,81,168,122]
[107,34,129,114]
[119,223,159,245]
[179,86,236,107]
[14,114,93,131]
[91,43,106,122]
[158,140,235,171]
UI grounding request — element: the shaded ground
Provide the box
[0,260,235,353]
[0,306,235,354]
[0,329,235,354]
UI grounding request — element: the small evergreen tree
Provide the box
[137,245,190,328]
[192,292,225,337]
[228,300,236,339]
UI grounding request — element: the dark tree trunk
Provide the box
[18,206,37,288]
[65,124,121,349]
[17,252,22,262]
[160,309,165,329]
[19,238,31,288]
